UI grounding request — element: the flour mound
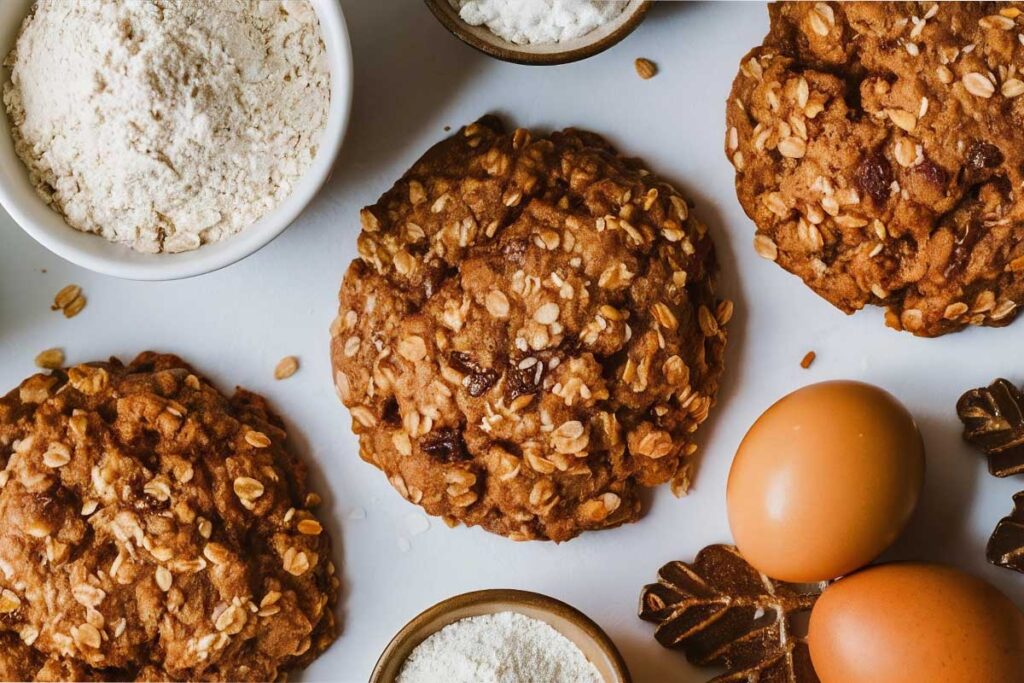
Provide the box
[397,611,602,683]
[451,0,626,45]
[3,0,330,253]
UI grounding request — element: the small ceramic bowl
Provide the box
[371,589,632,683]
[0,0,353,280]
[424,0,652,66]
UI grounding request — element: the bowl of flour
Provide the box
[425,0,651,65]
[371,589,631,683]
[0,0,352,280]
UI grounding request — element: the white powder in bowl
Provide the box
[449,0,628,45]
[3,0,330,253]
[397,611,604,683]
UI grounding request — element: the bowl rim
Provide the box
[370,588,633,683]
[423,0,652,66]
[0,0,354,281]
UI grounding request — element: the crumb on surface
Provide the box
[51,284,86,318]
[635,57,657,79]
[274,355,300,380]
[34,348,64,370]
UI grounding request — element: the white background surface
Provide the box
[1,2,1022,681]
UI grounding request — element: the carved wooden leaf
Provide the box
[958,379,1024,574]
[638,544,823,683]
[957,378,1024,477]
[988,491,1024,574]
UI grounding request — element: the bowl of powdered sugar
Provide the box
[371,589,631,683]
[425,0,651,66]
[0,0,352,280]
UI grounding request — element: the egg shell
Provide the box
[808,563,1024,683]
[727,381,924,582]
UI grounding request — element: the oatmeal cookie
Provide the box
[331,117,729,542]
[0,353,338,681]
[727,2,1024,336]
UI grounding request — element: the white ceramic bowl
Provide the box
[0,0,352,280]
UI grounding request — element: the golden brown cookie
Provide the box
[331,117,729,542]
[0,353,338,681]
[727,2,1024,336]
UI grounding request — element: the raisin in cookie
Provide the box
[0,353,337,681]
[331,117,729,542]
[727,2,1024,336]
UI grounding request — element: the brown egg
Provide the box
[727,381,924,582]
[808,563,1024,683]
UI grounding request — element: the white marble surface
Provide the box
[1,2,1022,681]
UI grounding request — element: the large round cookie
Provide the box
[0,353,337,681]
[331,117,729,542]
[727,2,1024,336]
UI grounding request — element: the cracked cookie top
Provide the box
[0,353,337,681]
[331,117,728,542]
[727,2,1024,336]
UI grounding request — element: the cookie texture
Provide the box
[331,117,728,542]
[0,353,337,681]
[727,2,1024,336]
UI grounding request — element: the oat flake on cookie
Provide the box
[3,0,330,253]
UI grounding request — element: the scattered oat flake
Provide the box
[35,348,64,370]
[52,284,87,317]
[52,284,80,310]
[274,355,299,380]
[63,294,87,318]
[51,282,88,321]
[348,507,366,520]
[634,57,657,79]
[800,351,816,369]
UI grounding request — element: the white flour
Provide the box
[396,611,603,683]
[450,0,627,45]
[3,0,329,253]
